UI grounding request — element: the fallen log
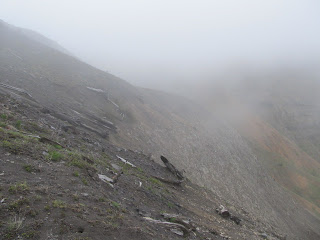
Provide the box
[151,175,183,186]
[82,112,117,132]
[43,109,79,126]
[98,174,114,188]
[116,155,136,168]
[160,156,184,180]
[161,213,196,231]
[39,137,64,148]
[143,217,190,237]
[79,123,109,139]
[0,82,34,99]
[41,109,109,138]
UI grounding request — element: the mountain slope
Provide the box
[0,93,272,240]
[237,76,320,215]
[0,20,73,56]
[1,20,320,239]
[194,73,320,218]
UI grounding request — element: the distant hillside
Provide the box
[194,72,320,218]
[0,19,73,56]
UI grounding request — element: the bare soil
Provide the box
[0,90,290,240]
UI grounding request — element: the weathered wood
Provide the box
[39,137,64,148]
[160,156,184,180]
[0,82,34,99]
[98,174,114,188]
[161,213,196,231]
[116,155,136,168]
[79,123,109,139]
[0,86,39,105]
[143,217,190,237]
[151,175,183,186]
[43,108,110,138]
[82,112,117,132]
[46,110,79,126]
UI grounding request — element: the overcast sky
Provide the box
[1,0,320,89]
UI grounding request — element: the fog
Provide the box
[1,0,320,92]
[2,1,320,228]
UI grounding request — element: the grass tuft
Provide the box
[111,201,121,209]
[52,200,67,209]
[47,151,63,162]
[23,164,33,173]
[15,120,22,129]
[9,182,29,194]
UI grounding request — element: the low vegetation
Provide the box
[9,182,29,194]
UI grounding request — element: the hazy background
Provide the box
[1,0,320,91]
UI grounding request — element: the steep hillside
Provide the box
[195,73,320,218]
[0,92,282,240]
[240,74,320,165]
[238,106,320,217]
[0,20,73,56]
[1,21,320,239]
[237,76,320,216]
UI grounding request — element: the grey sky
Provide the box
[1,0,320,89]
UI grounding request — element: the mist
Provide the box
[2,2,320,237]
[1,0,320,92]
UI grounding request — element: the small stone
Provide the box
[111,163,122,171]
[260,233,268,239]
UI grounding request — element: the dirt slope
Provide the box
[0,91,294,240]
[1,20,320,239]
[194,76,320,218]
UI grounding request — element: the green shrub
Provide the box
[15,120,22,129]
[23,165,33,173]
[111,201,120,209]
[48,151,63,162]
[54,144,63,149]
